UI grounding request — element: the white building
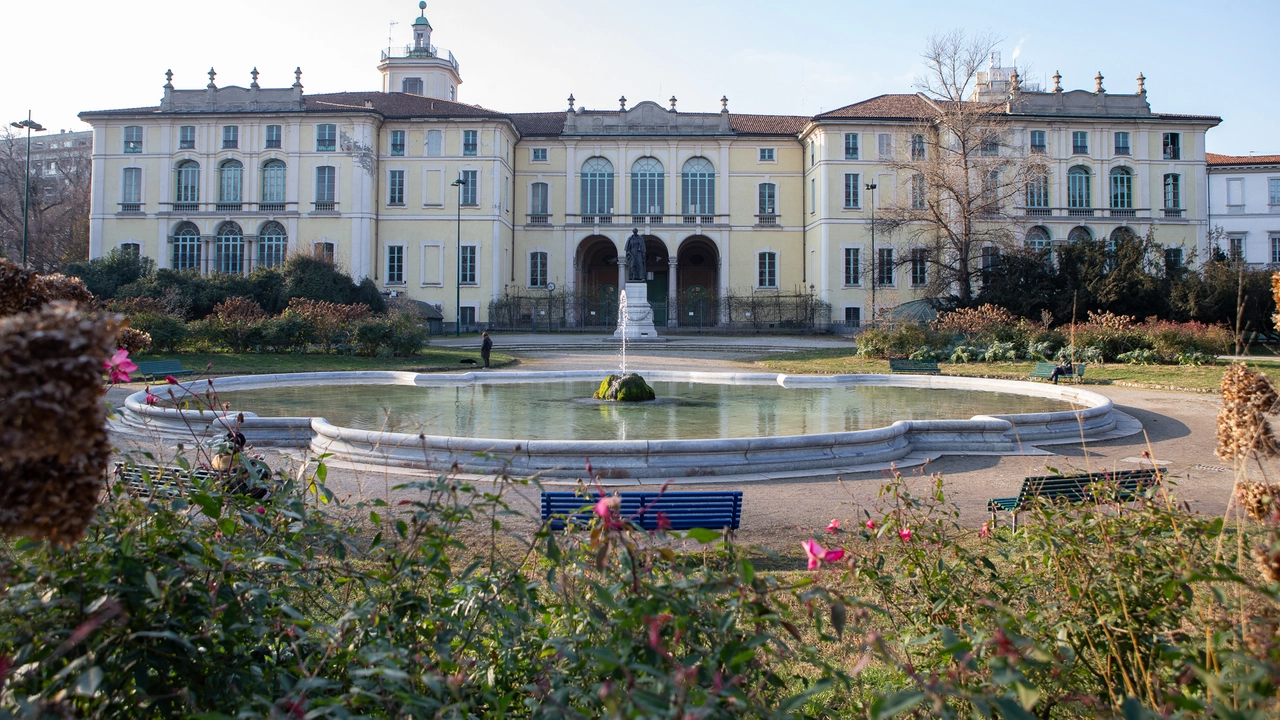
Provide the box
[1207,153,1280,264]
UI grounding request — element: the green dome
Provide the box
[413,15,431,26]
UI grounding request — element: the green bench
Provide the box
[134,359,194,381]
[888,358,941,375]
[987,467,1162,530]
[1029,361,1086,382]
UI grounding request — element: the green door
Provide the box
[647,272,668,326]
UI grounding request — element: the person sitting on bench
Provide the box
[1049,355,1074,384]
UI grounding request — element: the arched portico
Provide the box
[676,236,720,327]
[575,235,618,327]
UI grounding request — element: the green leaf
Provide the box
[1121,696,1159,720]
[190,492,221,520]
[685,527,720,544]
[190,714,236,720]
[992,697,1038,720]
[830,601,847,640]
[144,571,161,599]
[72,666,103,697]
[871,690,924,719]
[1014,682,1041,712]
[369,511,381,525]
[395,519,408,538]
[740,558,755,585]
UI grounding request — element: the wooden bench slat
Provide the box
[888,359,941,375]
[542,490,742,531]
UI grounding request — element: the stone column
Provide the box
[667,257,678,327]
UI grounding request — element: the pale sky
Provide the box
[1,0,1272,154]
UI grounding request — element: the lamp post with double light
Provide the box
[865,182,877,326]
[451,175,467,336]
[9,112,46,268]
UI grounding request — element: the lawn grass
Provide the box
[755,348,1280,392]
[133,349,516,377]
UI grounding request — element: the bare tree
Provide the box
[875,30,1037,304]
[0,128,91,271]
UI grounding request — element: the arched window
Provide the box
[681,157,715,217]
[261,160,286,211]
[175,160,200,211]
[172,221,201,271]
[1068,226,1093,244]
[217,159,243,210]
[580,157,614,218]
[258,221,287,269]
[1109,167,1133,212]
[1026,226,1051,252]
[630,157,664,218]
[1025,170,1050,214]
[215,222,244,275]
[1067,166,1092,212]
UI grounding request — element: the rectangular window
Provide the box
[427,130,442,157]
[912,134,928,160]
[979,135,998,156]
[758,252,777,288]
[1165,247,1183,273]
[460,170,478,205]
[1164,173,1181,209]
[759,147,775,162]
[877,134,892,159]
[388,169,405,205]
[1030,130,1046,153]
[843,247,860,286]
[1114,131,1131,155]
[222,126,238,149]
[531,147,548,162]
[387,245,405,284]
[530,251,548,287]
[179,125,196,149]
[1229,234,1244,261]
[122,167,141,207]
[809,141,815,166]
[844,133,859,159]
[844,306,861,328]
[316,124,336,152]
[1269,178,1280,206]
[1272,236,1280,265]
[843,173,860,208]
[459,306,476,327]
[810,178,816,213]
[459,245,477,284]
[1072,131,1088,155]
[1162,133,1181,160]
[463,130,478,156]
[981,245,998,271]
[123,126,143,153]
[390,130,405,156]
[877,247,894,286]
[531,182,549,215]
[265,125,282,149]
[910,174,926,210]
[758,183,777,216]
[402,77,423,95]
[911,248,928,286]
[315,166,336,207]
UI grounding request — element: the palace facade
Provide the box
[80,6,1220,330]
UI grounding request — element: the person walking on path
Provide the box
[480,332,493,369]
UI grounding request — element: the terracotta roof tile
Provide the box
[815,94,934,120]
[508,112,567,136]
[729,114,810,135]
[1207,152,1280,167]
[305,92,507,119]
[79,106,161,117]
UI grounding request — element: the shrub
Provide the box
[1140,317,1233,357]
[949,345,979,363]
[116,327,151,354]
[209,297,267,353]
[1117,347,1162,365]
[66,247,155,300]
[933,303,1019,344]
[1026,340,1057,362]
[128,313,188,353]
[1177,350,1216,366]
[352,312,428,357]
[283,297,370,353]
[981,341,1020,362]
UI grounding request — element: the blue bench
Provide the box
[987,467,1162,530]
[541,491,743,531]
[134,359,194,381]
[888,358,940,375]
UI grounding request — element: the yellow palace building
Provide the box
[80,4,1220,331]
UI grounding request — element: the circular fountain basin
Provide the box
[121,370,1136,480]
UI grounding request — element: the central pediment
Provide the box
[564,100,731,136]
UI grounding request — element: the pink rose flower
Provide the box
[165,375,179,385]
[801,538,846,570]
[865,519,876,530]
[979,522,991,539]
[898,528,913,542]
[104,348,138,384]
[826,518,840,533]
[144,392,159,406]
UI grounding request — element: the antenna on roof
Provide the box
[388,20,398,56]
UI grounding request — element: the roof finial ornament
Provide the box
[1136,72,1146,95]
[1052,71,1062,93]
[567,93,575,111]
[207,67,217,89]
[293,67,303,89]
[1009,68,1021,93]
[250,67,260,89]
[669,95,677,112]
[619,95,626,111]
[720,95,728,113]
[164,69,174,90]
[1094,72,1104,94]
[419,0,426,15]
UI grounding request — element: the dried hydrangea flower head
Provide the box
[1216,363,1279,462]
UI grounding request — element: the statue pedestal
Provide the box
[614,282,660,340]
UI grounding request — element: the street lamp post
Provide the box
[451,176,467,337]
[9,112,46,268]
[864,182,877,327]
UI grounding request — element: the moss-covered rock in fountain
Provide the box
[593,373,656,402]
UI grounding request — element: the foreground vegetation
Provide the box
[127,349,515,378]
